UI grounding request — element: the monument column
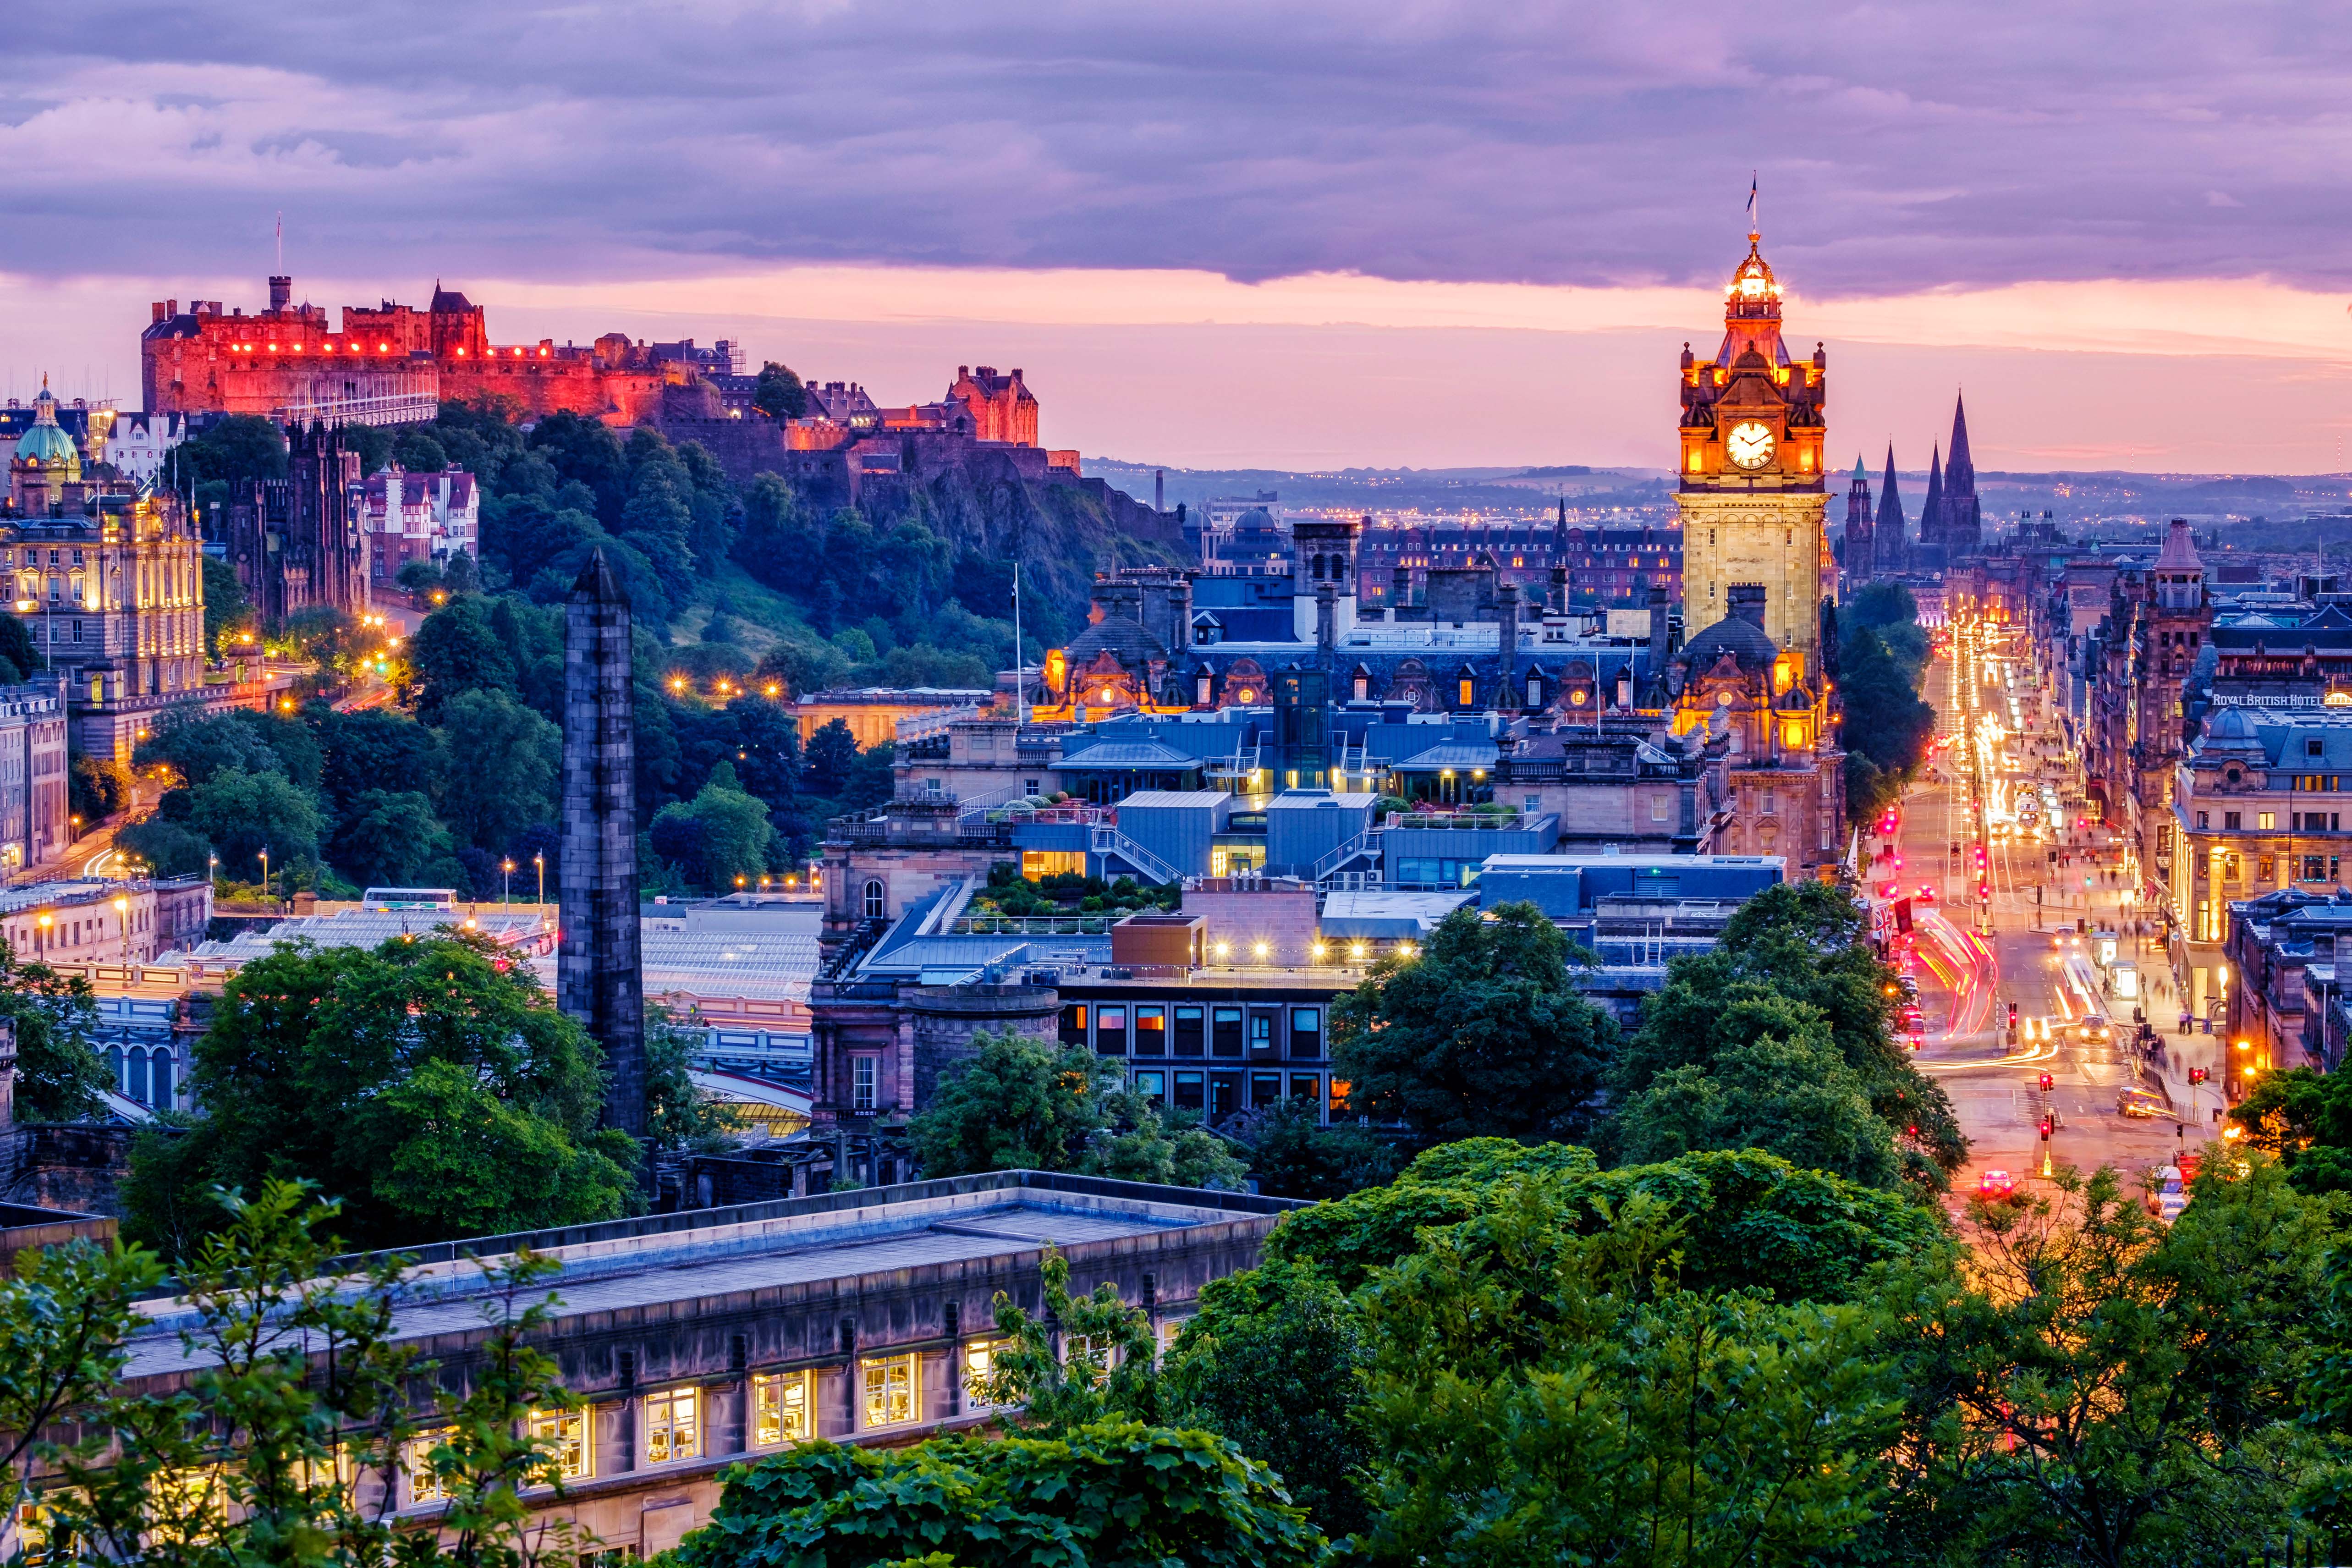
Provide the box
[559,549,646,1141]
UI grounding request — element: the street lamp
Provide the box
[258,848,269,905]
[533,851,544,906]
[114,895,129,960]
[501,858,514,907]
[34,911,50,957]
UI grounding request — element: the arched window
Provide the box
[862,880,886,920]
[104,1045,123,1096]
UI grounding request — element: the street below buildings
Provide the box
[1868,627,2228,1216]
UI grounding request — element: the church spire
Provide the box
[1945,392,1975,496]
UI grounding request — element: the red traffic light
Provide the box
[2039,1117,2053,1139]
[2189,1067,2209,1084]
[2039,1072,2054,1091]
[2007,1002,2019,1023]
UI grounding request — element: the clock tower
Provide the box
[1675,228,1831,674]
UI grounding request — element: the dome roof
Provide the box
[1679,611,1779,677]
[15,383,77,473]
[2200,704,2264,754]
[1063,615,1167,669]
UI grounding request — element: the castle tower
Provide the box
[1938,393,1983,555]
[559,549,646,1146]
[1874,445,1907,574]
[1674,224,1830,668]
[1842,455,1874,580]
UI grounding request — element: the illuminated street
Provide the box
[1871,617,2224,1211]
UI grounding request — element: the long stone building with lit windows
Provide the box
[39,1173,1292,1562]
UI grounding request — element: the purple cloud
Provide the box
[3,1,2347,296]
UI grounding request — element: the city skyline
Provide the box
[8,2,2352,469]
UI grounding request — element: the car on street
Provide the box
[2117,1087,2169,1119]
[1978,1169,2017,1197]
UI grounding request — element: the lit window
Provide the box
[528,1406,589,1480]
[644,1386,699,1463]
[861,1353,918,1429]
[964,1339,1011,1409]
[753,1371,809,1446]
[406,1430,455,1503]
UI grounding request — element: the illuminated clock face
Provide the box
[1727,421,1776,470]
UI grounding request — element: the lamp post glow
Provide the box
[501,858,514,907]
[258,848,269,905]
[533,851,544,906]
[114,895,129,960]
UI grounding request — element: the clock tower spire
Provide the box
[1676,229,1830,665]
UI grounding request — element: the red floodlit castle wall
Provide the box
[142,280,673,426]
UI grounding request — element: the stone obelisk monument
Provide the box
[559,549,646,1142]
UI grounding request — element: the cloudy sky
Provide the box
[7,1,2352,471]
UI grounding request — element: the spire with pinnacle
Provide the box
[1946,392,1975,495]
[1873,445,1906,572]
[1920,445,1944,549]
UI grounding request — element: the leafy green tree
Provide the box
[329,789,456,889]
[1228,1097,1404,1199]
[1872,1155,2339,1567]
[434,687,560,852]
[23,1180,588,1568]
[751,360,808,421]
[67,754,131,824]
[1266,1140,1943,1303]
[0,943,110,1120]
[0,612,38,679]
[137,708,285,787]
[187,767,325,882]
[1839,623,1937,780]
[1351,1177,1906,1568]
[1844,580,1918,630]
[801,715,861,797]
[647,761,773,890]
[124,935,637,1255]
[970,1245,1166,1433]
[1163,1259,1372,1538]
[1613,881,1965,1191]
[1612,999,1903,1189]
[407,597,518,724]
[2229,1066,2352,1193]
[391,428,449,473]
[195,557,253,658]
[118,816,213,878]
[313,708,441,817]
[910,1031,1120,1176]
[1329,902,1620,1144]
[1082,1088,1248,1188]
[163,413,286,490]
[670,1423,1323,1568]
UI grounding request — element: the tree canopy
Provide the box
[124,935,637,1256]
[909,1029,1246,1189]
[1329,902,1619,1145]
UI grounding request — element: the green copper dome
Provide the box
[15,383,78,476]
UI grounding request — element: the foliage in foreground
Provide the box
[670,1422,1324,1568]
[2,1179,596,1567]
